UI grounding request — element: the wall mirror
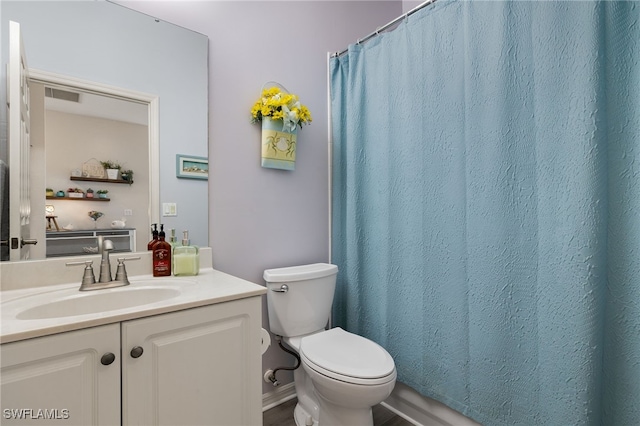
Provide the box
[1,0,209,262]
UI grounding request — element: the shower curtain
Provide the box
[330,1,639,425]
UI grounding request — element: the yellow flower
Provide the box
[250,86,312,128]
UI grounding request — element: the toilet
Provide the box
[265,263,396,426]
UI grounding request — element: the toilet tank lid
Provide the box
[264,263,338,282]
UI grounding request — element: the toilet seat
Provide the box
[300,328,396,386]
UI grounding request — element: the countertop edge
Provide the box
[1,267,267,344]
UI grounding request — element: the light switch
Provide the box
[163,203,177,217]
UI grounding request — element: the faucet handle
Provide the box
[114,256,141,285]
[66,260,96,289]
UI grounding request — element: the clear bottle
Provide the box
[172,230,199,276]
[152,224,172,277]
[168,228,178,249]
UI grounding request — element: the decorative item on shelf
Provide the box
[86,188,94,198]
[97,189,109,199]
[251,82,312,171]
[82,158,105,178]
[121,169,134,184]
[56,190,65,197]
[70,169,82,177]
[46,188,54,197]
[111,219,126,229]
[45,205,60,231]
[100,160,121,180]
[67,187,84,198]
[88,210,104,229]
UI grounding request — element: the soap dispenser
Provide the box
[152,224,172,277]
[173,230,199,276]
[168,228,178,249]
[147,223,159,250]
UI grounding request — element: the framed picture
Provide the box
[176,154,208,180]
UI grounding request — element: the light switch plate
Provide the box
[162,203,177,216]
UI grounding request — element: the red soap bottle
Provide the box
[152,224,172,277]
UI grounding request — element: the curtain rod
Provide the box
[332,0,438,58]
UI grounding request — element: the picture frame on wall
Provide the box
[176,154,208,180]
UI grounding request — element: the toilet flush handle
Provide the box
[271,284,289,293]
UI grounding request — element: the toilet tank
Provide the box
[265,263,338,337]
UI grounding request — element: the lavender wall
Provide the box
[117,0,402,394]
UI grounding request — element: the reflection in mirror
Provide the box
[1,0,209,263]
[29,77,152,259]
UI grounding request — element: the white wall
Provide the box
[403,0,425,13]
[117,0,403,394]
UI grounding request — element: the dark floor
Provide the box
[263,397,414,426]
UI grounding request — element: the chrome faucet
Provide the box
[98,235,115,283]
[66,236,140,291]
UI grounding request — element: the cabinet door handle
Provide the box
[130,346,144,358]
[101,352,116,365]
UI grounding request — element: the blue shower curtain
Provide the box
[330,1,639,425]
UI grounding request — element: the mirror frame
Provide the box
[29,68,161,235]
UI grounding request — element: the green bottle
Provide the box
[172,230,199,276]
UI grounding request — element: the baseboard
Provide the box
[381,382,480,426]
[262,382,296,412]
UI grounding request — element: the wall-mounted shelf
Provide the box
[70,176,132,185]
[47,196,110,201]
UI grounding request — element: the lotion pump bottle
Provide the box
[173,230,199,276]
[169,228,178,249]
[147,224,159,250]
[152,224,172,277]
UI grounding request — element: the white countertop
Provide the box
[1,268,266,344]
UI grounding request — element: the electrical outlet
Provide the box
[124,209,133,216]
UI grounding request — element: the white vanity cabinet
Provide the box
[0,324,121,425]
[122,297,262,425]
[1,297,262,426]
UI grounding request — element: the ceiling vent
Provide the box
[45,87,80,103]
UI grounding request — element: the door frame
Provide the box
[27,69,160,245]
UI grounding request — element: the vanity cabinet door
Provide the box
[121,297,262,426]
[0,324,120,425]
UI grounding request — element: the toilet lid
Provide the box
[300,328,395,383]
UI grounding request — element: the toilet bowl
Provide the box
[298,328,396,425]
[265,263,397,426]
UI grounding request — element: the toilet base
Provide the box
[315,396,374,426]
[294,403,317,426]
[294,399,374,426]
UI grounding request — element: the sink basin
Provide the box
[15,285,183,320]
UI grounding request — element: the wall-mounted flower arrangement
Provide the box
[251,83,312,171]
